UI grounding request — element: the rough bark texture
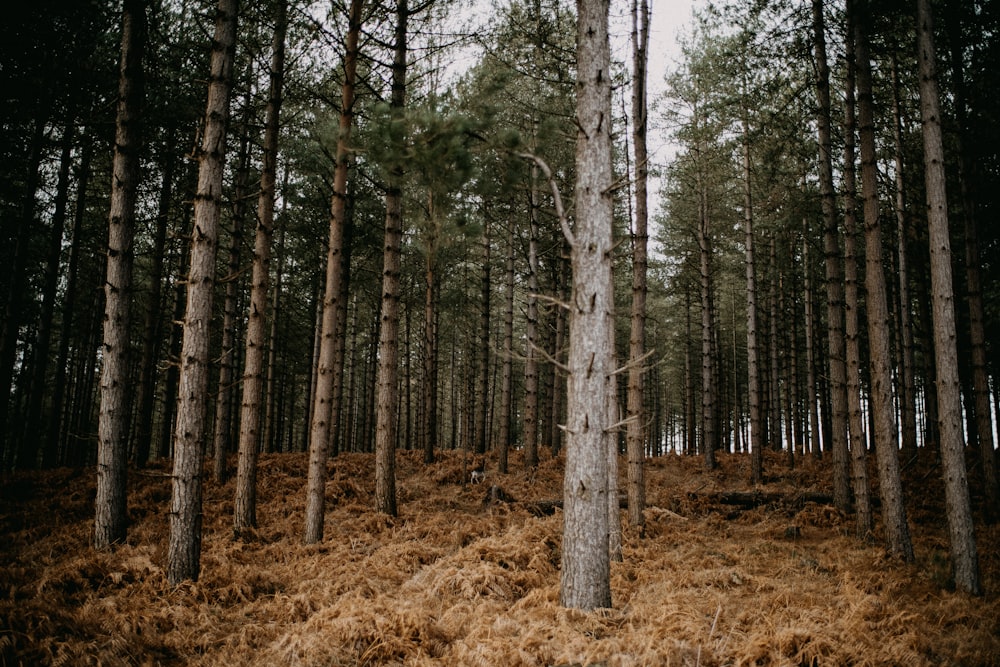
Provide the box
[303,0,361,543]
[854,0,913,563]
[95,0,145,549]
[625,0,650,532]
[498,221,515,475]
[812,0,850,509]
[915,0,980,595]
[742,119,764,486]
[374,0,408,517]
[524,167,540,469]
[235,0,286,536]
[560,0,613,611]
[167,0,238,584]
[841,6,874,541]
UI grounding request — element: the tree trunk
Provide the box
[524,166,541,469]
[625,0,649,533]
[304,0,361,543]
[212,112,250,484]
[698,165,717,470]
[854,0,913,563]
[374,0,408,517]
[422,215,439,463]
[742,115,764,485]
[561,0,613,610]
[167,0,237,584]
[812,0,851,506]
[889,52,919,458]
[95,0,145,549]
[475,217,491,456]
[234,0,286,535]
[498,220,515,474]
[915,0,981,595]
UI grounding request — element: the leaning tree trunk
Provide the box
[854,0,913,563]
[167,0,238,584]
[374,0,408,517]
[625,0,650,533]
[303,0,361,543]
[95,0,145,550]
[561,0,613,611]
[235,0,286,536]
[915,0,980,595]
[812,0,850,508]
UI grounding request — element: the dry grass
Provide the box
[1,448,998,666]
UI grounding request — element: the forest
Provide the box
[1,0,999,663]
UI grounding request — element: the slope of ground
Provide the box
[1,448,998,666]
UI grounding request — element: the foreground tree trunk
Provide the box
[812,0,851,510]
[841,11,874,540]
[303,0,362,543]
[915,0,980,595]
[167,0,238,584]
[374,0,408,517]
[95,0,145,549]
[234,0,286,536]
[742,113,764,485]
[561,0,613,611]
[524,165,541,469]
[625,0,650,533]
[854,0,913,563]
[498,220,515,474]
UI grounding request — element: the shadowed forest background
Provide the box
[2,0,1000,662]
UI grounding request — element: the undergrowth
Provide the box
[1,448,997,666]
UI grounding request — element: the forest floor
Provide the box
[1,446,998,666]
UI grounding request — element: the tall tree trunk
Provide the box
[626,0,650,532]
[422,213,439,463]
[854,0,913,563]
[889,51,919,458]
[167,0,238,584]
[234,0,286,536]
[803,233,821,458]
[813,0,851,506]
[524,166,541,468]
[475,216,491,456]
[742,115,764,484]
[561,0,613,610]
[95,0,145,549]
[304,0,361,543]
[374,0,408,517]
[844,9,875,542]
[697,157,717,470]
[498,220,515,474]
[915,0,981,595]
[212,110,251,483]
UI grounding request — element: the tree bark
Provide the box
[625,0,650,534]
[167,0,238,584]
[95,0,145,549]
[498,220,515,474]
[374,0,408,517]
[854,0,913,563]
[742,115,764,485]
[524,165,541,469]
[812,0,851,507]
[561,0,613,610]
[235,0,286,535]
[915,0,980,595]
[304,0,361,543]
